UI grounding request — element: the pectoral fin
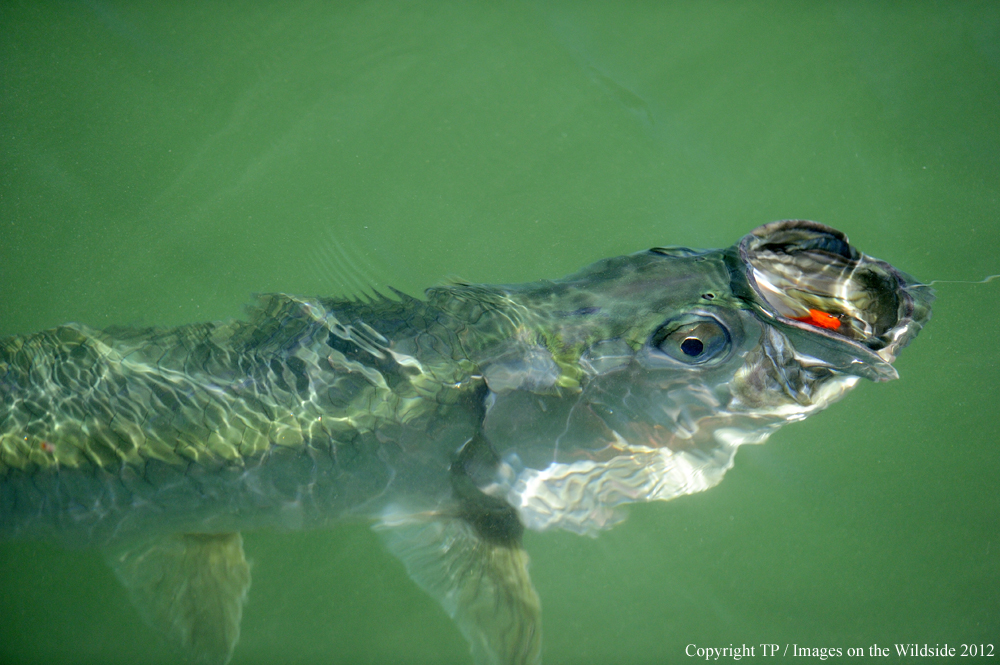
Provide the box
[375,512,541,665]
[107,532,251,665]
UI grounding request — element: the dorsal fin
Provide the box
[388,285,418,302]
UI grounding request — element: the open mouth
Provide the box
[738,220,933,363]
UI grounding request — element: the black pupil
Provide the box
[680,337,704,356]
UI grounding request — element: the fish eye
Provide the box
[650,316,731,365]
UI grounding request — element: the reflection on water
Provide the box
[306,225,396,299]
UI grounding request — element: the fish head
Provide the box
[599,218,933,443]
[479,221,933,532]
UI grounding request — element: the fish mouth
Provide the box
[737,220,934,371]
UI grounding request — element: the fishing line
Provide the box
[917,274,999,287]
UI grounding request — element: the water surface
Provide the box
[1,2,997,663]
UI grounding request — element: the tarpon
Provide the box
[0,221,932,664]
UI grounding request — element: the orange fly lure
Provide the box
[792,308,842,331]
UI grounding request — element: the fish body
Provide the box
[0,221,932,664]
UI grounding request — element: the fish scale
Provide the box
[0,221,932,665]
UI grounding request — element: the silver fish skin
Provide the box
[0,221,932,665]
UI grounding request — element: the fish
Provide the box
[0,220,932,664]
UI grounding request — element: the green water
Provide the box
[1,2,997,663]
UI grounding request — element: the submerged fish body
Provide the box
[0,221,932,664]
